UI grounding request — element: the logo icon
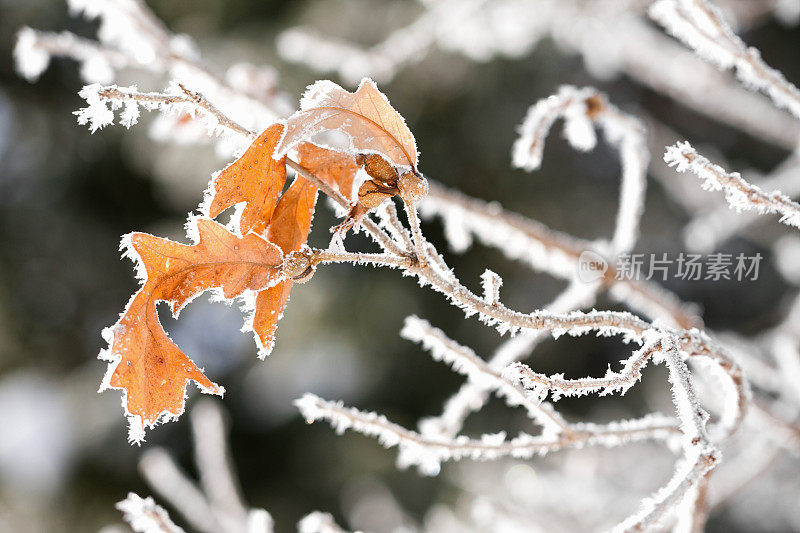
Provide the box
[577,250,608,283]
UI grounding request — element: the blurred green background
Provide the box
[0,1,798,531]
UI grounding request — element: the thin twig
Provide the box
[665,141,800,230]
[651,0,800,120]
[97,86,255,137]
[296,393,680,473]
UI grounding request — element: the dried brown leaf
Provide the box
[275,79,418,170]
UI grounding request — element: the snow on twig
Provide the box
[401,315,568,434]
[610,335,720,532]
[512,86,649,253]
[418,281,598,438]
[75,83,254,137]
[116,493,186,533]
[298,512,354,533]
[504,332,661,401]
[651,0,800,120]
[295,393,679,478]
[665,141,800,230]
[139,401,274,533]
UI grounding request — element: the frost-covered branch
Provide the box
[14,27,128,83]
[305,218,659,341]
[419,281,598,438]
[505,335,660,402]
[611,336,720,532]
[665,142,800,230]
[422,181,700,329]
[298,512,353,533]
[295,393,679,477]
[651,0,800,120]
[116,493,186,533]
[683,154,800,252]
[76,83,255,137]
[512,86,648,252]
[138,401,274,533]
[401,315,570,434]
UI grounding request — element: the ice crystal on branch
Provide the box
[75,83,117,133]
[480,269,502,306]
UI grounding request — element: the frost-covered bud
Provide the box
[356,153,399,185]
[357,179,396,210]
[398,171,428,204]
[284,250,314,282]
[584,94,606,119]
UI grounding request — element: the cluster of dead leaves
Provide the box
[100,78,420,441]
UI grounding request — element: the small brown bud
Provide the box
[398,171,428,204]
[358,179,396,210]
[283,250,314,282]
[585,94,605,119]
[356,153,399,185]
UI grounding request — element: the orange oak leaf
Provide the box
[252,176,318,356]
[100,218,284,442]
[274,78,418,170]
[297,142,359,200]
[204,123,287,235]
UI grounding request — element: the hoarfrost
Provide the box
[116,493,186,533]
[665,141,800,230]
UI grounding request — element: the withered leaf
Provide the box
[104,119,369,439]
[297,142,359,200]
[206,123,287,235]
[101,218,283,441]
[275,79,418,170]
[252,176,318,355]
